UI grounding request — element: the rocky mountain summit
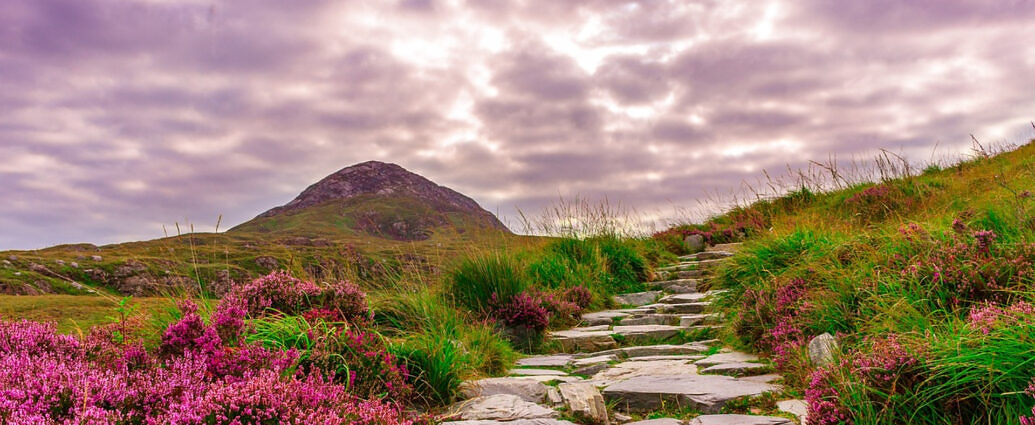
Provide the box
[232,161,508,240]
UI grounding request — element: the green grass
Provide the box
[0,295,175,334]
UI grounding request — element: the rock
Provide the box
[649,279,699,292]
[659,293,711,304]
[55,260,65,266]
[700,362,770,376]
[685,234,705,253]
[613,291,662,306]
[114,260,147,278]
[626,355,704,362]
[611,325,681,344]
[7,255,18,261]
[449,394,558,421]
[613,413,633,423]
[603,374,781,413]
[696,352,760,367]
[69,262,78,268]
[90,255,102,261]
[777,399,809,425]
[1,260,10,266]
[517,355,574,368]
[550,330,618,353]
[694,251,734,261]
[740,374,783,384]
[619,314,680,326]
[547,387,564,406]
[679,314,718,327]
[460,377,549,403]
[620,343,710,358]
[117,275,159,296]
[582,311,631,326]
[687,415,792,425]
[587,360,698,387]
[573,354,619,367]
[443,420,576,425]
[573,363,610,377]
[625,420,684,425]
[558,383,610,425]
[255,256,279,271]
[656,302,709,314]
[521,376,585,384]
[510,369,568,377]
[808,333,839,367]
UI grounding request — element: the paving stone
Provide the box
[558,383,610,425]
[659,293,711,304]
[517,355,574,368]
[687,415,791,425]
[521,375,586,383]
[695,352,760,367]
[574,325,613,332]
[546,387,564,405]
[602,374,781,413]
[586,360,698,387]
[449,394,558,421]
[510,368,569,376]
[612,325,682,343]
[443,420,577,425]
[550,330,619,353]
[573,354,619,367]
[676,270,707,279]
[741,374,782,384]
[700,362,770,376]
[624,419,684,425]
[656,302,709,314]
[625,355,705,362]
[573,363,610,377]
[613,291,662,306]
[460,377,549,402]
[679,314,718,327]
[649,279,699,291]
[582,311,631,326]
[618,314,680,326]
[690,251,734,260]
[660,284,698,294]
[777,399,808,424]
[708,243,742,252]
[619,343,711,358]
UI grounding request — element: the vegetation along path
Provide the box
[441,243,809,425]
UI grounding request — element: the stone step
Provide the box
[659,259,726,272]
[509,368,569,377]
[689,415,792,425]
[654,302,710,314]
[648,278,701,292]
[612,290,662,307]
[617,313,683,326]
[581,311,631,326]
[679,251,735,261]
[679,313,721,327]
[602,374,781,413]
[658,292,712,304]
[708,242,742,252]
[699,362,771,376]
[460,377,550,402]
[516,355,574,368]
[611,325,683,344]
[447,394,558,421]
[549,329,618,353]
[573,343,712,360]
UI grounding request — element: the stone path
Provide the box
[442,244,809,425]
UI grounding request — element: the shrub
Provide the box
[225,271,370,323]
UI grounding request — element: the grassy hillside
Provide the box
[661,141,1035,424]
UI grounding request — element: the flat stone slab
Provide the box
[659,293,711,304]
[618,314,680,326]
[449,394,558,421]
[624,420,684,425]
[688,415,791,425]
[460,377,549,402]
[700,362,770,376]
[683,251,734,261]
[550,330,619,353]
[660,283,698,294]
[603,374,781,413]
[558,383,610,425]
[613,291,662,306]
[520,375,585,383]
[582,311,630,326]
[573,354,619,367]
[708,243,742,252]
[612,325,682,343]
[510,368,569,376]
[679,314,718,326]
[649,279,699,290]
[626,355,705,362]
[586,360,698,387]
[777,399,808,424]
[695,352,760,367]
[656,302,709,314]
[444,420,578,425]
[517,355,574,368]
[741,374,782,384]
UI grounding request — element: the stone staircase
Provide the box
[442,243,810,425]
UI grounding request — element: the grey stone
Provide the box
[603,374,781,413]
[708,243,742,252]
[521,375,585,384]
[7,255,18,261]
[254,255,279,271]
[573,354,619,367]
[558,383,610,425]
[679,314,718,327]
[90,255,102,261]
[443,420,577,425]
[1,260,10,266]
[741,374,783,384]
[612,325,681,343]
[676,270,707,279]
[685,234,705,253]
[619,314,679,326]
[656,302,709,314]
[69,262,78,268]
[700,362,770,376]
[460,377,548,402]
[613,412,633,423]
[649,279,699,291]
[613,291,662,307]
[546,387,564,406]
[550,330,618,353]
[54,260,65,266]
[510,369,568,377]
[777,399,808,425]
[696,352,760,367]
[449,394,558,421]
[808,333,839,367]
[625,420,684,425]
[659,293,711,304]
[587,360,698,387]
[582,311,630,326]
[694,251,734,260]
[517,355,574,368]
[573,363,610,377]
[688,415,792,425]
[626,355,704,362]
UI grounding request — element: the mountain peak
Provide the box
[234,161,509,240]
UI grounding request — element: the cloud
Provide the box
[1,0,1034,249]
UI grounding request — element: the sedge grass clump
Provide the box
[447,253,528,315]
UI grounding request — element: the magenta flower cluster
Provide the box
[1021,379,1035,425]
[223,270,369,322]
[851,334,922,389]
[805,367,853,425]
[0,271,423,425]
[489,291,551,332]
[968,301,1035,334]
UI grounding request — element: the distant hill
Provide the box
[0,161,523,297]
[230,161,509,241]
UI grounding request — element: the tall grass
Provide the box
[446,253,528,314]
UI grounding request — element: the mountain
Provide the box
[230,161,509,241]
[0,161,523,297]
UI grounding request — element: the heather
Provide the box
[685,141,1035,424]
[0,273,427,425]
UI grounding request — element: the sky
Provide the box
[2,0,1035,249]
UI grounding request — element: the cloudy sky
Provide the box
[2,0,1035,249]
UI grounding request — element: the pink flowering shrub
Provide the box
[843,183,912,222]
[1022,380,1035,425]
[539,291,583,328]
[968,301,1035,334]
[736,278,812,376]
[561,285,594,309]
[652,208,769,253]
[805,367,853,425]
[225,271,370,323]
[304,327,411,400]
[851,334,924,391]
[489,291,550,332]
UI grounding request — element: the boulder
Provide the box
[255,256,279,271]
[684,234,705,253]
[558,383,609,425]
[90,255,103,261]
[808,333,839,367]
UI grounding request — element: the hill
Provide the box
[0,161,521,298]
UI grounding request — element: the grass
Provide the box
[0,295,175,334]
[669,140,1035,423]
